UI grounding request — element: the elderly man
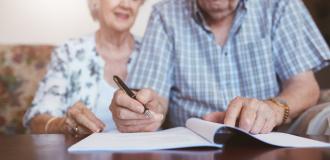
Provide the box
[110,0,330,134]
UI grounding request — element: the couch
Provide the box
[0,45,53,134]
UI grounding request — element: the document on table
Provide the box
[68,127,222,152]
[68,118,330,152]
[253,132,330,148]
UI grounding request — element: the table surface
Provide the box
[1,134,330,160]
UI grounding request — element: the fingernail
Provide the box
[139,106,145,113]
[141,106,146,112]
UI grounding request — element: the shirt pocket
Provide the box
[234,37,279,98]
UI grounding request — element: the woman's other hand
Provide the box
[63,101,106,135]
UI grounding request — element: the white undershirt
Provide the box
[93,78,117,132]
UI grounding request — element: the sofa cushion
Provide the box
[320,89,330,103]
[0,45,53,134]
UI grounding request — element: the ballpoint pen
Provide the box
[113,75,152,118]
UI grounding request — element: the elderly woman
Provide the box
[23,0,145,135]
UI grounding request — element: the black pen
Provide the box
[113,75,152,118]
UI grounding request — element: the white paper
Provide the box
[68,118,330,152]
[191,119,330,148]
[186,118,225,143]
[68,127,222,152]
[253,132,330,148]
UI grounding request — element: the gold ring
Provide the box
[74,126,79,133]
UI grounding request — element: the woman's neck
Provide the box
[96,28,134,54]
[95,28,134,85]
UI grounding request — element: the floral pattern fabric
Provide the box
[23,34,140,130]
[0,45,53,134]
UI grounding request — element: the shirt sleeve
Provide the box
[127,7,174,99]
[23,43,73,127]
[272,0,330,81]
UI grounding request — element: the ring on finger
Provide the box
[74,125,79,134]
[70,124,80,135]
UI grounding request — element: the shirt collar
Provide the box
[192,0,248,31]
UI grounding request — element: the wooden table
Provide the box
[1,134,330,160]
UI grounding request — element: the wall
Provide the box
[303,0,330,89]
[0,0,329,88]
[0,0,160,45]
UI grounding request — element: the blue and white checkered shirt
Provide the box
[128,0,330,127]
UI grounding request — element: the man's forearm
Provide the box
[276,71,320,123]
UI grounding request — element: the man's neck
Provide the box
[205,12,235,29]
[197,0,239,46]
[205,12,236,46]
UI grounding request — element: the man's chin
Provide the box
[206,11,233,21]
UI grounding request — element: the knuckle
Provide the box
[241,118,252,127]
[118,110,125,119]
[64,118,71,125]
[73,101,84,109]
[223,117,231,124]
[137,88,153,102]
[260,129,267,134]
[270,118,277,127]
[114,94,121,105]
[264,126,272,133]
[250,98,259,105]
[76,101,84,106]
[117,126,126,133]
[225,113,236,121]
[114,90,125,104]
[69,107,78,116]
[67,107,74,114]
[231,96,241,104]
[250,129,258,134]
[109,104,113,112]
[110,101,119,111]
[126,127,137,133]
[235,96,242,101]
[142,88,153,96]
[270,110,276,117]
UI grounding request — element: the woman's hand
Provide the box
[61,101,106,135]
[30,101,106,135]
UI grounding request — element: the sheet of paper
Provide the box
[253,132,330,148]
[187,118,330,148]
[68,127,222,152]
[186,118,223,143]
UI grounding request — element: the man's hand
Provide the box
[203,97,284,134]
[110,88,167,133]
